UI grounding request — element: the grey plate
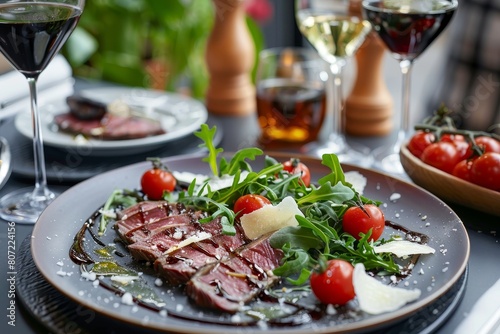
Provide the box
[15,87,208,156]
[31,153,470,334]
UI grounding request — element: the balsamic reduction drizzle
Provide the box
[69,210,431,327]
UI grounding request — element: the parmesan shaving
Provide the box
[165,231,212,254]
[240,196,303,240]
[373,240,435,258]
[353,263,421,315]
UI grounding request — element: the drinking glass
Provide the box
[362,0,457,174]
[256,47,329,149]
[0,0,85,223]
[295,0,373,166]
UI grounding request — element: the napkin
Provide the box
[454,278,500,334]
[0,55,74,120]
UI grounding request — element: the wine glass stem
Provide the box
[330,61,346,140]
[397,59,413,152]
[27,77,50,200]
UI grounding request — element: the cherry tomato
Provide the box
[454,142,471,161]
[470,152,500,191]
[141,168,176,200]
[342,204,385,241]
[421,142,460,174]
[452,159,474,182]
[408,131,435,158]
[440,134,466,144]
[310,259,355,305]
[440,134,471,160]
[282,158,311,186]
[474,136,500,154]
[233,194,271,218]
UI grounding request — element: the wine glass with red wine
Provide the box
[295,0,373,167]
[362,0,457,174]
[0,0,84,223]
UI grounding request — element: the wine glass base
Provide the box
[0,187,57,224]
[372,149,405,175]
[305,140,374,168]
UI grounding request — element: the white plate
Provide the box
[15,87,208,156]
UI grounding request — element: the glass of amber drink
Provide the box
[255,47,329,149]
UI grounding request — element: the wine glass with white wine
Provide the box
[0,0,85,223]
[295,0,373,166]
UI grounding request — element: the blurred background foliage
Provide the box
[62,0,265,99]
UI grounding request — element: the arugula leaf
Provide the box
[270,226,323,251]
[99,189,140,235]
[194,124,223,176]
[318,153,345,186]
[273,244,312,280]
[328,232,399,273]
[297,181,354,205]
[286,268,312,285]
[221,147,263,175]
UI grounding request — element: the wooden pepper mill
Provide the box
[345,0,393,136]
[205,0,256,116]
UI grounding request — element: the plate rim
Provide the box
[15,87,208,155]
[31,152,471,334]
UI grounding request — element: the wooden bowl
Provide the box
[400,144,500,217]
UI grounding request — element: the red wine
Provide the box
[256,79,326,145]
[0,3,82,76]
[362,0,456,60]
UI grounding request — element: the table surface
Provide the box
[1,79,499,334]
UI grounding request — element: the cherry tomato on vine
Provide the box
[233,194,271,218]
[440,134,470,160]
[470,152,500,191]
[342,204,385,241]
[310,259,355,305]
[140,160,177,200]
[452,159,474,182]
[440,134,466,144]
[282,158,311,186]
[474,136,500,154]
[408,131,435,158]
[420,142,460,174]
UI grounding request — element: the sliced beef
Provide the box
[154,224,247,285]
[54,112,165,140]
[127,217,223,262]
[116,201,204,243]
[115,200,283,312]
[123,214,196,245]
[185,233,283,313]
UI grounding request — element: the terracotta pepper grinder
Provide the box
[345,0,393,136]
[205,0,256,116]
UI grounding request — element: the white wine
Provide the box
[297,11,371,63]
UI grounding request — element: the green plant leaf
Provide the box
[63,27,97,66]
